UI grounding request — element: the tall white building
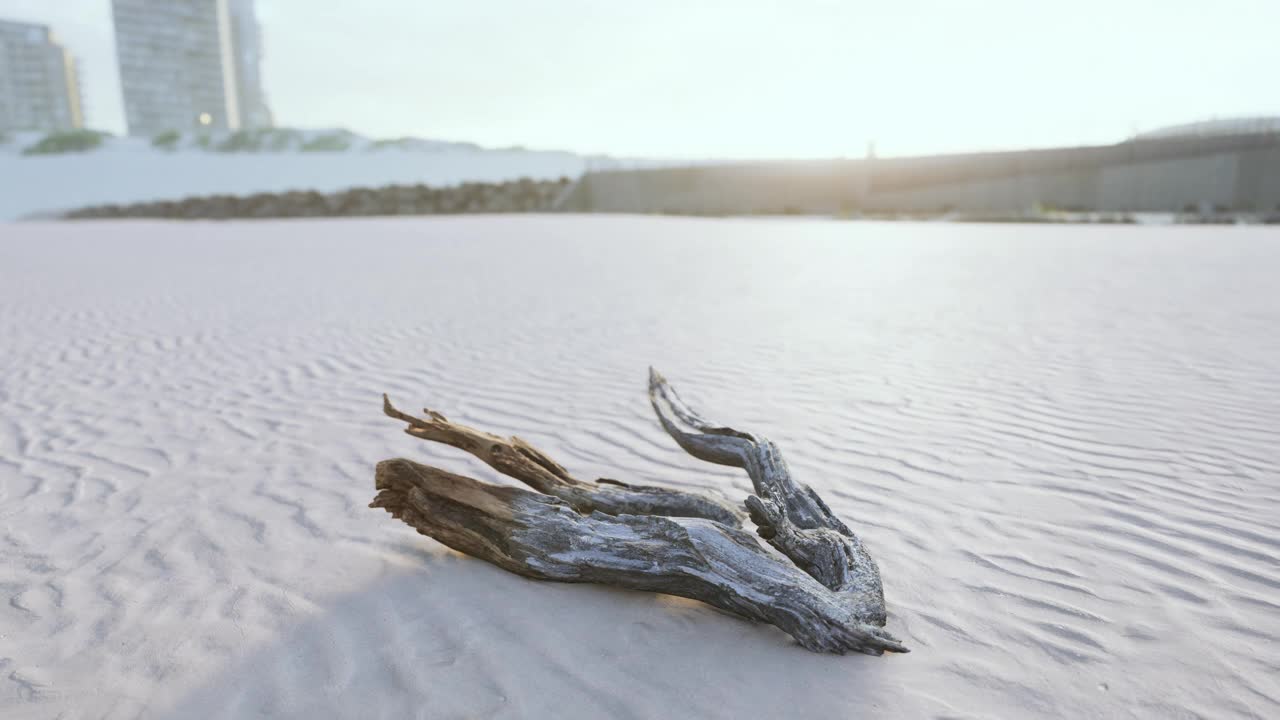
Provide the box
[0,20,84,131]
[111,0,272,136]
[227,0,272,129]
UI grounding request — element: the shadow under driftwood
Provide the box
[157,547,899,720]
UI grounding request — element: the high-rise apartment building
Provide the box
[111,0,271,136]
[0,20,84,131]
[227,0,272,129]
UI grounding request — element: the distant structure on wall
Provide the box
[111,0,272,136]
[562,117,1280,215]
[0,19,84,131]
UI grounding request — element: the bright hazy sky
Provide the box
[2,0,1278,158]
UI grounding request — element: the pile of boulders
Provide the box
[64,177,573,220]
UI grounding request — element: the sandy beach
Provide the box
[1,216,1277,718]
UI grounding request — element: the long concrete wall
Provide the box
[562,161,864,215]
[561,133,1280,215]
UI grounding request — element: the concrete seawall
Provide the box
[560,132,1280,215]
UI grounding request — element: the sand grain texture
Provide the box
[0,217,1277,718]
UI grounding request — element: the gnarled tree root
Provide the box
[372,370,905,655]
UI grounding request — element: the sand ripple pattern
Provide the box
[0,217,1277,718]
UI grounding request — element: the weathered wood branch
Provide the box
[648,368,887,625]
[372,371,903,654]
[372,457,906,654]
[382,395,742,526]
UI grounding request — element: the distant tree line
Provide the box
[19,129,109,155]
[63,178,575,220]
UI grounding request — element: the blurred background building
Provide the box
[226,0,272,129]
[0,19,84,131]
[111,0,271,136]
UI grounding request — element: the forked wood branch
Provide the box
[647,368,887,626]
[372,370,904,655]
[381,395,742,525]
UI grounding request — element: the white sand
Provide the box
[0,216,1277,719]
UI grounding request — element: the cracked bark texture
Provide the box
[372,370,903,655]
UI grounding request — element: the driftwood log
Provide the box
[371,369,905,655]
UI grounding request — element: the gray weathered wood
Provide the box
[372,458,905,654]
[382,395,741,525]
[372,370,904,654]
[648,368,887,626]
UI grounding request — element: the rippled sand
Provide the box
[1,217,1277,718]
